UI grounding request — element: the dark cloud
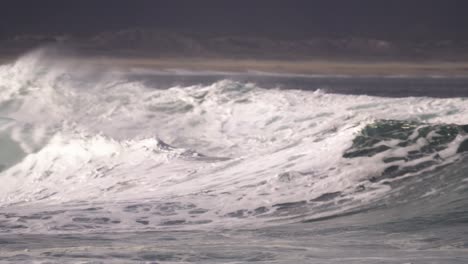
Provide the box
[1,0,467,40]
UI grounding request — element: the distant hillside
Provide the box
[1,29,468,61]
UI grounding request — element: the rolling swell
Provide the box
[301,120,468,224]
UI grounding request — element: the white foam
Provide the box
[1,50,468,232]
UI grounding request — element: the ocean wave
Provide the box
[0,50,468,234]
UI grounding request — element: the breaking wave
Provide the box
[0,49,468,234]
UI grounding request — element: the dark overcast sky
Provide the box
[1,0,467,40]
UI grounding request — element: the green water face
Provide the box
[343,120,468,182]
[0,134,26,173]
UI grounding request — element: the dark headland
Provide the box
[1,30,468,76]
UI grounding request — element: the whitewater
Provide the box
[0,49,468,263]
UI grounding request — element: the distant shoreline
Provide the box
[77,57,468,77]
[2,55,468,77]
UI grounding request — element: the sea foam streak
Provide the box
[0,49,468,234]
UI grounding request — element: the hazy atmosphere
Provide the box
[1,1,468,264]
[1,0,468,74]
